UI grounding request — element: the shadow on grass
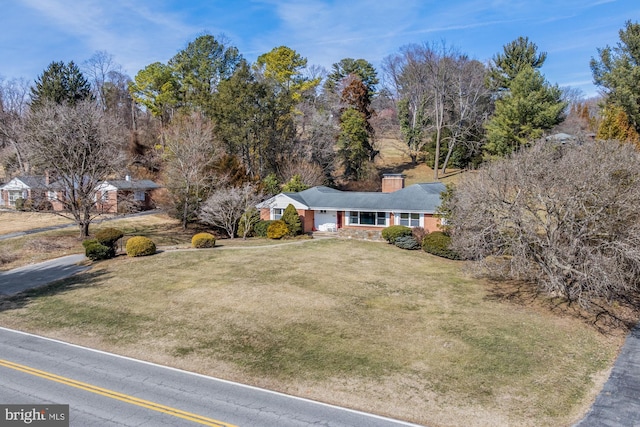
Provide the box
[484,278,640,335]
[0,269,111,313]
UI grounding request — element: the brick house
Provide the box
[0,175,159,213]
[257,174,446,236]
[93,176,160,213]
[0,176,57,209]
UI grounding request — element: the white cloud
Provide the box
[17,0,198,76]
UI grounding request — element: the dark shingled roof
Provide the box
[104,179,161,190]
[13,176,48,188]
[263,182,446,213]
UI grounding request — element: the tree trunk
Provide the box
[78,221,90,239]
[434,129,441,180]
[441,136,456,175]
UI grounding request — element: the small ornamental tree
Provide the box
[199,182,264,239]
[237,208,260,239]
[281,203,302,236]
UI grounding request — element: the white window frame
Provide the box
[134,191,145,201]
[397,212,421,227]
[8,191,22,206]
[347,211,386,227]
[272,208,284,220]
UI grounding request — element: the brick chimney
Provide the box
[381,174,405,193]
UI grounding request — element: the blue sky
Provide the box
[0,0,636,98]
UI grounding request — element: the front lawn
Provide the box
[0,238,624,426]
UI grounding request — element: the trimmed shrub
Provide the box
[14,198,25,211]
[281,203,302,236]
[381,225,412,244]
[96,227,124,246]
[125,236,156,257]
[422,231,460,260]
[83,239,112,261]
[192,232,216,248]
[267,220,289,239]
[95,227,123,258]
[254,220,275,238]
[394,235,421,250]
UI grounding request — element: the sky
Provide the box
[0,0,637,98]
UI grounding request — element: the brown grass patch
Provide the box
[0,211,74,234]
[0,239,624,427]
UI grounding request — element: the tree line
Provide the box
[1,23,639,242]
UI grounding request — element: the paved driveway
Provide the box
[0,254,88,296]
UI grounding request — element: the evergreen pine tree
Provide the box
[30,61,93,109]
[281,203,302,236]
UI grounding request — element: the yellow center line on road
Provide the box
[0,359,238,427]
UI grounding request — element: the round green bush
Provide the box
[394,235,421,250]
[422,231,460,260]
[95,227,123,257]
[95,227,124,247]
[192,232,216,248]
[83,240,112,261]
[266,220,289,239]
[125,236,156,257]
[254,220,275,238]
[381,225,412,244]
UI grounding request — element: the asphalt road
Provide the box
[0,327,422,427]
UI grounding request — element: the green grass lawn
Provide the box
[0,238,622,427]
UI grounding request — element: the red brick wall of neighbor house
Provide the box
[260,208,270,221]
[95,190,118,213]
[50,196,64,211]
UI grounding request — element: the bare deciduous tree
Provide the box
[0,78,31,174]
[384,43,490,177]
[448,139,640,308]
[440,58,491,174]
[162,113,219,229]
[199,182,264,239]
[83,50,122,110]
[278,157,325,188]
[25,100,127,237]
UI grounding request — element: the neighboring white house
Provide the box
[0,175,160,213]
[0,176,51,209]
